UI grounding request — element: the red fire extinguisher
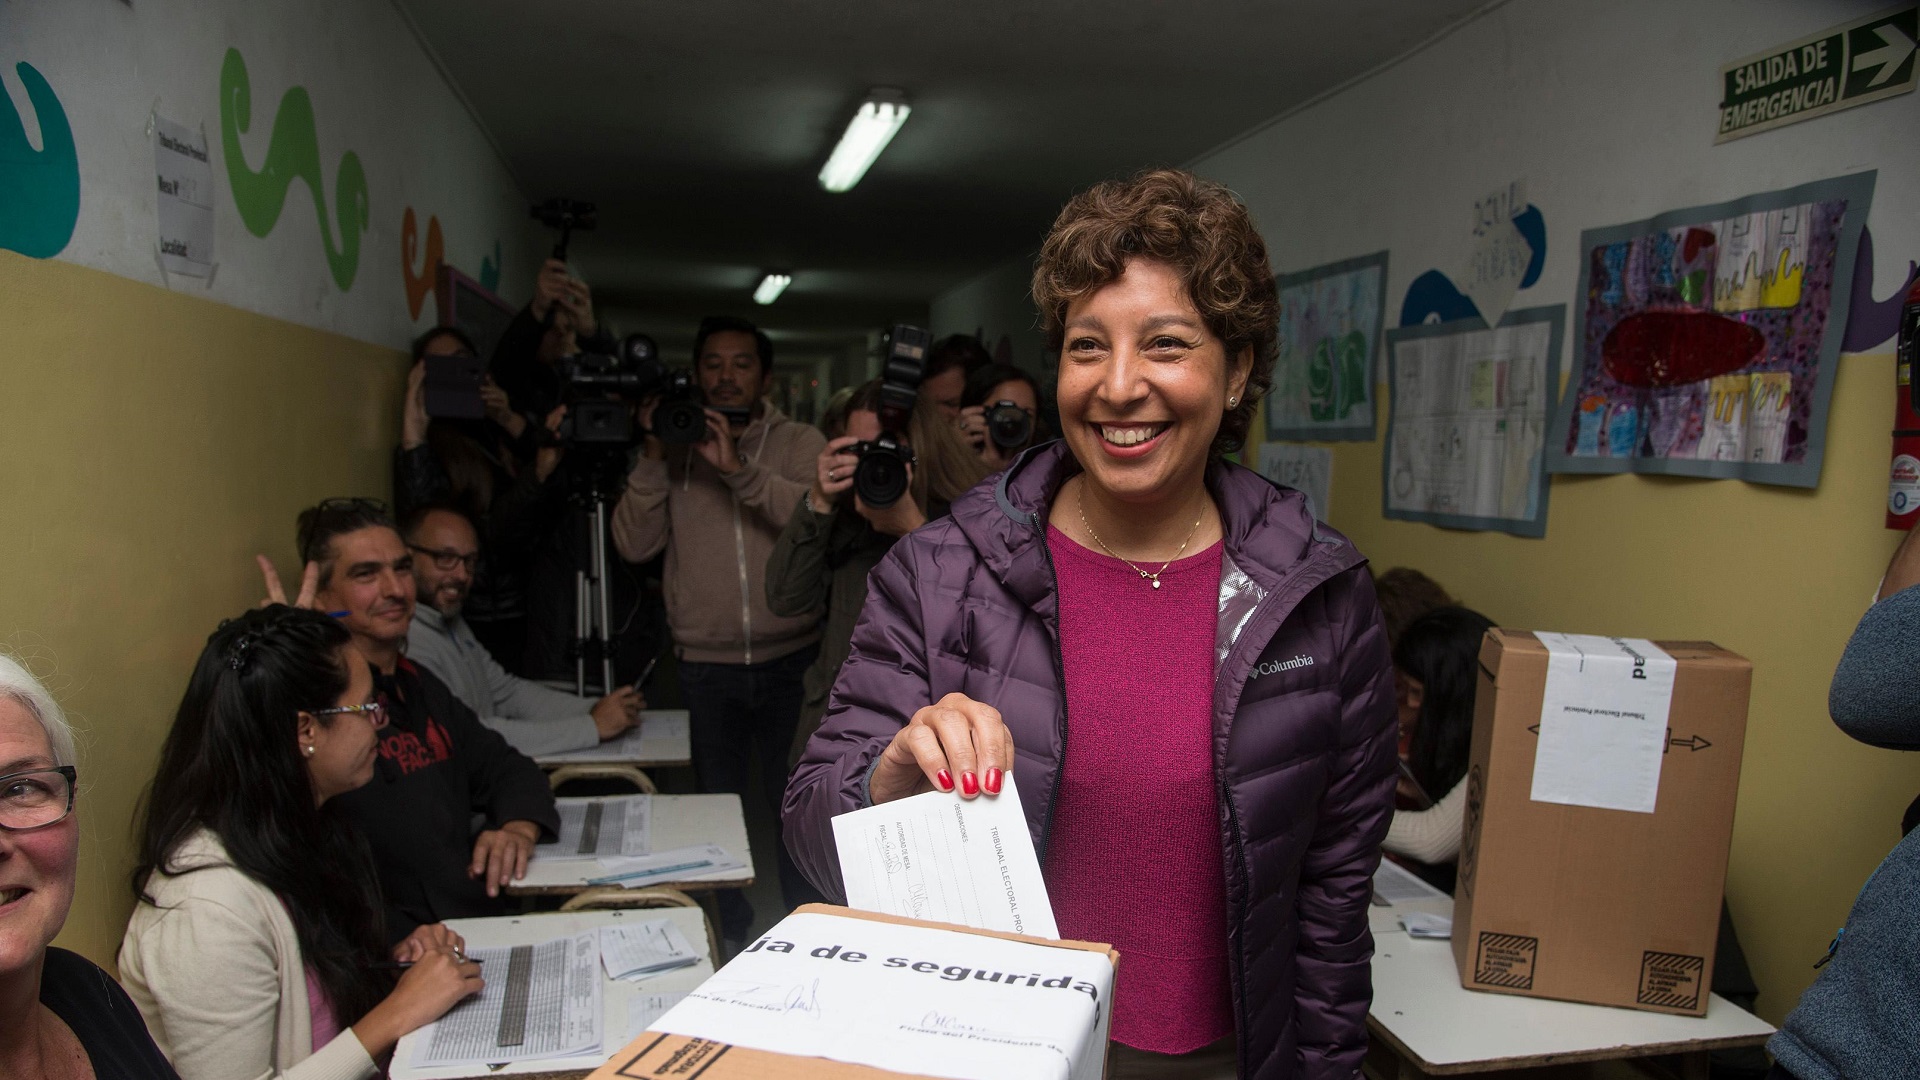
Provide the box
[1891,278,1920,530]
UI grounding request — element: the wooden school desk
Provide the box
[1363,886,1774,1078]
[391,907,715,1080]
[535,709,693,770]
[507,793,754,897]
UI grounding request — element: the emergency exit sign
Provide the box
[1717,5,1917,142]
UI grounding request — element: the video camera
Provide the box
[555,333,747,449]
[850,324,931,508]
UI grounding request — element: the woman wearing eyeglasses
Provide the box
[120,607,482,1080]
[0,654,179,1080]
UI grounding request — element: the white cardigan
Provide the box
[118,829,379,1080]
[1382,778,1468,864]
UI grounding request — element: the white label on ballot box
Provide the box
[833,773,1058,938]
[652,911,1111,1080]
[1530,633,1676,814]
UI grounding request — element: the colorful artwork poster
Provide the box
[1546,172,1874,488]
[1267,251,1388,441]
[1383,306,1565,538]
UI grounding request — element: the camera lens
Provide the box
[855,441,912,508]
[986,401,1033,451]
[654,399,708,445]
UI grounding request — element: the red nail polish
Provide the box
[935,769,954,791]
[960,771,979,796]
[984,768,1002,794]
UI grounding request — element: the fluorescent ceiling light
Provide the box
[754,272,792,305]
[818,90,911,193]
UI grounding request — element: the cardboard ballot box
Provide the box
[1452,630,1751,1016]
[588,905,1118,1080]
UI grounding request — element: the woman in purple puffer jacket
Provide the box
[784,168,1398,1080]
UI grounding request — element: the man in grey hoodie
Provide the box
[1765,531,1920,1079]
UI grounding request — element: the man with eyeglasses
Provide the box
[402,503,644,756]
[261,498,559,938]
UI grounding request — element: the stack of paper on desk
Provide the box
[408,932,603,1068]
[537,796,653,861]
[830,774,1058,938]
[600,919,702,981]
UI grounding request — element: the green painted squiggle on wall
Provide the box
[0,61,80,258]
[219,47,368,290]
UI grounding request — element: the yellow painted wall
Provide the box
[0,251,403,969]
[1246,352,1907,1021]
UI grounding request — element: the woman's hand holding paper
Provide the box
[870,692,1012,804]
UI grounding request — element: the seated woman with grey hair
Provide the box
[0,655,179,1080]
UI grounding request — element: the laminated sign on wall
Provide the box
[152,116,214,279]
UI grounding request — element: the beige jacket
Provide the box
[118,829,378,1080]
[611,402,826,664]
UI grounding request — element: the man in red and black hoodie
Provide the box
[277,498,560,942]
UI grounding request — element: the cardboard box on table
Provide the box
[1452,630,1752,1015]
[587,904,1119,1080]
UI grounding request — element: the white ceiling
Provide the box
[396,0,1493,359]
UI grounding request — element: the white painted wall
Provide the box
[2,0,540,346]
[931,253,1050,376]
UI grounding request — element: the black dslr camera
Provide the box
[983,400,1033,450]
[850,324,931,508]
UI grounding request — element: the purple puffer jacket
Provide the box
[783,441,1398,1080]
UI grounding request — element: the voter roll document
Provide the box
[649,911,1112,1080]
[832,772,1058,938]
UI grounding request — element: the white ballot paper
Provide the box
[588,843,748,887]
[651,911,1112,1080]
[1531,633,1677,813]
[538,796,652,861]
[833,773,1058,938]
[539,711,690,764]
[409,933,602,1067]
[600,919,702,981]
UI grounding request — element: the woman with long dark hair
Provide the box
[1381,606,1495,893]
[120,606,481,1080]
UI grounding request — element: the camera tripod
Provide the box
[566,447,629,697]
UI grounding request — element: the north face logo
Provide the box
[1250,655,1315,678]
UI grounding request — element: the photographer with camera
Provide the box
[610,315,826,941]
[958,361,1047,471]
[918,333,990,421]
[768,376,986,808]
[396,327,563,672]
[490,258,615,420]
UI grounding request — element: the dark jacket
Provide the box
[783,442,1398,1080]
[765,495,905,765]
[1768,585,1920,1080]
[332,656,560,941]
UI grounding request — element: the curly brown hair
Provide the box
[1031,168,1278,457]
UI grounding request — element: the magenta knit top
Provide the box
[1043,525,1233,1053]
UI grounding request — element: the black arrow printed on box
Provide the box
[1522,723,1711,752]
